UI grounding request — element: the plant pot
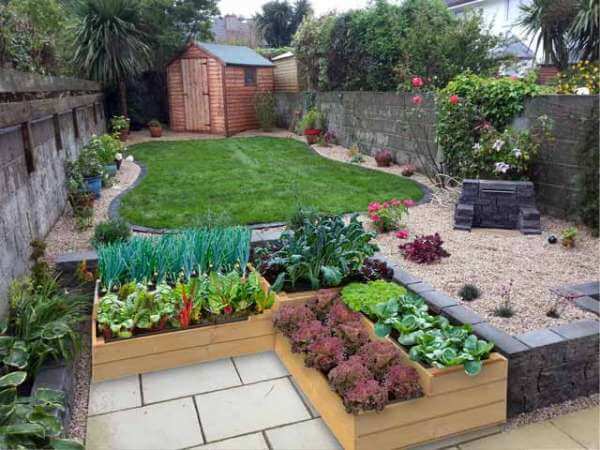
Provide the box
[149,126,162,138]
[115,159,122,170]
[104,163,117,177]
[118,129,129,142]
[69,191,95,209]
[304,129,321,145]
[84,175,102,199]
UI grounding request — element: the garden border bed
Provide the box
[275,290,508,450]
[91,275,278,382]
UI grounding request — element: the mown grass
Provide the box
[119,137,423,228]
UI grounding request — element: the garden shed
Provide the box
[167,42,274,136]
[272,51,305,92]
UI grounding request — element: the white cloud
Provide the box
[217,0,371,18]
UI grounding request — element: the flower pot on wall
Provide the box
[84,175,102,199]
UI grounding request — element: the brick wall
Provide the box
[0,105,105,315]
[275,92,598,219]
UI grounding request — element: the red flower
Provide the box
[368,202,382,213]
[371,215,381,222]
[411,95,423,105]
[224,305,233,315]
[402,199,416,207]
[411,77,424,88]
[449,95,459,105]
[395,229,409,239]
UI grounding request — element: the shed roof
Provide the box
[272,51,294,61]
[196,42,274,67]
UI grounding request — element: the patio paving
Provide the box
[86,352,599,450]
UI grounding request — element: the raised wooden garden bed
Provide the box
[91,276,277,382]
[276,290,508,450]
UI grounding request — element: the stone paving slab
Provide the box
[265,418,342,450]
[550,407,600,450]
[142,358,241,404]
[192,432,269,450]
[195,378,310,442]
[289,377,320,418]
[88,375,141,416]
[233,352,288,384]
[86,397,203,450]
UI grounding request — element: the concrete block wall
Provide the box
[0,104,105,315]
[274,92,598,219]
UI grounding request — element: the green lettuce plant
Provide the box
[341,281,406,314]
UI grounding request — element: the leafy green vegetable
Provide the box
[341,281,406,313]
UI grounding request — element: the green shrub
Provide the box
[254,92,276,131]
[92,219,132,247]
[458,284,480,301]
[86,133,123,164]
[298,107,325,132]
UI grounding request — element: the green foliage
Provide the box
[0,372,84,450]
[97,227,252,289]
[293,0,499,92]
[458,284,480,302]
[569,0,599,61]
[263,215,378,290]
[297,108,324,131]
[255,0,312,47]
[254,92,276,131]
[110,115,130,133]
[341,281,406,313]
[555,60,600,94]
[578,106,599,236]
[85,133,124,164]
[437,73,550,179]
[288,205,322,231]
[92,219,131,248]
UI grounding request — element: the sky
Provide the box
[217,0,372,17]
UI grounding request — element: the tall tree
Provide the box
[291,0,312,30]
[569,0,599,61]
[71,0,150,116]
[255,0,311,47]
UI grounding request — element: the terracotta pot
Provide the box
[149,126,162,138]
[304,129,321,145]
[118,129,129,142]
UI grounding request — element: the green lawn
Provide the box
[119,137,424,228]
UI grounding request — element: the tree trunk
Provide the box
[118,80,128,117]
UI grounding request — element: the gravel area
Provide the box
[45,161,140,257]
[67,323,91,441]
[314,144,599,335]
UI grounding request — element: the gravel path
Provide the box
[67,324,91,441]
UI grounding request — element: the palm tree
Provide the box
[570,0,599,61]
[518,0,578,69]
[71,0,150,116]
[255,0,295,47]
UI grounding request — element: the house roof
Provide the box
[444,0,483,8]
[196,42,274,67]
[492,33,535,60]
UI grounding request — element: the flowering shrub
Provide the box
[368,199,409,233]
[399,163,416,177]
[358,258,393,282]
[333,320,370,355]
[343,379,388,414]
[555,61,599,95]
[400,233,450,264]
[273,304,315,337]
[291,320,331,353]
[305,336,345,372]
[395,229,409,239]
[383,365,422,401]
[327,300,362,327]
[357,341,402,380]
[374,149,393,167]
[328,355,372,395]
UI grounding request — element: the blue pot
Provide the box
[84,175,102,199]
[104,164,118,177]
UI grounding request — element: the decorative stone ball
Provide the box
[548,235,558,244]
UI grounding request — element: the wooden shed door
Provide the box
[181,58,210,131]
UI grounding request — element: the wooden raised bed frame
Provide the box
[276,290,508,450]
[91,276,277,382]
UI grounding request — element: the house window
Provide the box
[244,67,256,86]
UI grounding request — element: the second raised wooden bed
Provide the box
[276,290,508,450]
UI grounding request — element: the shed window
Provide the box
[244,67,256,86]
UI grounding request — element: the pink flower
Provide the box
[382,201,390,208]
[411,95,423,105]
[390,199,401,206]
[368,202,382,213]
[411,77,424,88]
[395,230,409,239]
[449,95,459,105]
[402,199,416,207]
[371,215,381,222]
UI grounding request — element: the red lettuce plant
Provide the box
[306,289,339,321]
[327,300,362,327]
[328,355,373,395]
[357,341,402,380]
[383,364,422,401]
[358,258,393,282]
[343,379,388,414]
[399,233,450,264]
[273,304,315,337]
[305,336,345,372]
[333,320,370,355]
[291,320,331,353]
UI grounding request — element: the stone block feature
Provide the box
[420,290,457,314]
[454,179,541,235]
[441,305,484,326]
[392,269,422,286]
[471,323,529,355]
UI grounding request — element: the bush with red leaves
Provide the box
[273,304,315,337]
[327,300,362,327]
[306,289,339,321]
[291,320,331,353]
[305,336,346,373]
[343,379,388,414]
[358,258,394,282]
[333,320,370,355]
[328,355,373,395]
[357,341,402,380]
[383,364,423,401]
[399,233,450,264]
[374,149,393,167]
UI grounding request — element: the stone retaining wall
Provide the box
[274,92,598,219]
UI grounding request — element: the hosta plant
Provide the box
[399,233,450,264]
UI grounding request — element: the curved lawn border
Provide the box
[108,140,432,234]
